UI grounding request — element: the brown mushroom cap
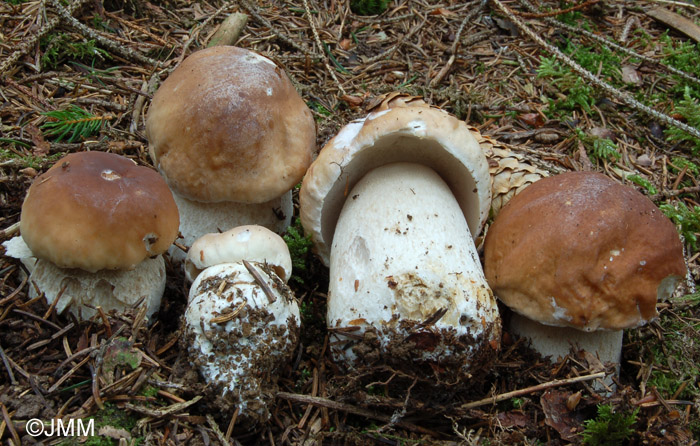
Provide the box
[145,46,316,204]
[20,151,180,272]
[484,171,686,331]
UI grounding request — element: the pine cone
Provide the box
[365,92,430,113]
[468,126,550,218]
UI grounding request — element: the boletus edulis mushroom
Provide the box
[183,225,299,424]
[146,46,316,262]
[484,171,687,387]
[4,151,179,321]
[299,103,501,380]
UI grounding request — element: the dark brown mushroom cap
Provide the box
[146,46,316,204]
[484,171,686,331]
[20,151,180,272]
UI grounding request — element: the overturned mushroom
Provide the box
[299,104,500,379]
[484,171,686,385]
[146,46,316,262]
[4,151,179,321]
[183,226,299,423]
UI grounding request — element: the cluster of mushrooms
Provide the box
[4,45,688,423]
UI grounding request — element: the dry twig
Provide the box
[47,0,159,67]
[459,371,606,410]
[277,392,439,436]
[302,0,347,96]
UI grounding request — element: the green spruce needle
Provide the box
[41,105,112,143]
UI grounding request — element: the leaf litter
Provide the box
[0,0,699,444]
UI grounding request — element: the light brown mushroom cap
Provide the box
[20,151,180,272]
[299,105,492,265]
[146,46,316,204]
[484,171,687,331]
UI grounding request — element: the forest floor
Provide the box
[0,0,699,444]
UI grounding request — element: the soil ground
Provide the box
[0,0,699,444]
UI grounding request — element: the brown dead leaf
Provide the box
[98,426,132,440]
[519,113,544,128]
[144,2,164,14]
[20,167,38,178]
[566,390,582,411]
[429,8,456,17]
[540,389,585,442]
[339,38,353,51]
[25,124,50,157]
[341,94,364,107]
[348,318,367,326]
[496,410,530,429]
[647,8,700,43]
[580,350,605,373]
[589,127,617,141]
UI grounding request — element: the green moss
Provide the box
[660,201,700,250]
[626,174,657,195]
[660,34,700,79]
[665,87,700,154]
[350,0,390,16]
[537,40,622,118]
[582,404,638,446]
[40,33,111,70]
[139,385,159,398]
[56,403,142,446]
[670,157,700,176]
[0,148,62,169]
[283,217,314,284]
[574,129,621,163]
[632,292,700,409]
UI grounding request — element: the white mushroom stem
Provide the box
[169,190,293,263]
[509,313,622,393]
[185,261,299,422]
[329,162,499,369]
[3,236,165,321]
[509,313,623,365]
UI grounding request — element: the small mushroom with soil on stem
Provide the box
[299,102,501,380]
[483,171,687,389]
[145,46,316,262]
[182,225,300,424]
[3,151,179,321]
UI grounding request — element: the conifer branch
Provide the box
[41,105,113,143]
[48,0,159,67]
